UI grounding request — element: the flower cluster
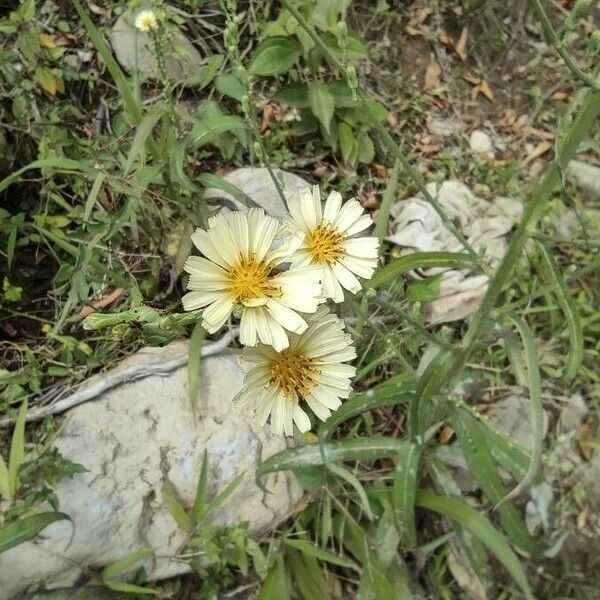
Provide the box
[183,186,378,435]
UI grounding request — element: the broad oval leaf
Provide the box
[308,80,335,135]
[249,37,301,76]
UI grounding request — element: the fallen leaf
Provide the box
[405,6,433,35]
[39,33,56,48]
[478,79,494,101]
[417,142,441,155]
[455,27,468,61]
[438,29,454,48]
[372,163,388,178]
[260,104,275,133]
[424,54,442,90]
[577,506,588,531]
[521,140,553,166]
[438,425,455,444]
[551,90,569,101]
[77,288,125,319]
[462,71,480,85]
[523,127,554,141]
[360,192,379,210]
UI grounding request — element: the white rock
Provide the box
[567,160,600,201]
[110,8,202,81]
[469,129,494,156]
[0,343,301,599]
[386,180,522,323]
[204,167,311,220]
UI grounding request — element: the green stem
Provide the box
[282,0,483,268]
[530,0,600,91]
[408,86,600,438]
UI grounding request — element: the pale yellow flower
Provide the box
[287,186,379,302]
[182,209,323,352]
[236,307,356,436]
[134,9,158,32]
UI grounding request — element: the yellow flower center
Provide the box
[269,349,318,399]
[228,256,279,303]
[306,222,345,264]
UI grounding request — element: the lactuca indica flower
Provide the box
[287,186,379,302]
[134,9,158,32]
[182,209,323,351]
[236,307,356,436]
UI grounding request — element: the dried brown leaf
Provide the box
[424,55,442,91]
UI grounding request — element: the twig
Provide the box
[530,0,600,91]
[0,329,238,427]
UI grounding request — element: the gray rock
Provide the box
[204,167,311,220]
[0,343,301,599]
[110,9,202,81]
[567,160,600,201]
[469,130,494,156]
[486,395,548,452]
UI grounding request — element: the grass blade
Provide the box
[416,490,534,600]
[283,538,357,570]
[392,440,421,546]
[258,438,410,476]
[0,512,71,554]
[318,373,416,439]
[162,479,193,532]
[495,315,545,509]
[368,251,476,290]
[286,547,332,600]
[0,455,10,500]
[258,555,291,600]
[71,0,141,124]
[203,473,245,521]
[192,449,209,524]
[536,242,583,381]
[82,171,106,223]
[449,404,536,555]
[187,321,205,419]
[373,158,400,240]
[124,111,163,175]
[327,462,374,520]
[8,399,27,497]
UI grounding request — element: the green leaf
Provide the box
[406,274,443,302]
[187,321,205,419]
[188,115,247,148]
[0,512,71,554]
[308,80,335,135]
[215,72,245,101]
[192,449,209,524]
[327,462,373,520]
[187,54,224,88]
[71,0,142,125]
[258,554,290,600]
[8,399,27,497]
[392,440,421,546]
[123,111,162,175]
[496,315,544,509]
[203,473,245,520]
[101,548,155,582]
[162,479,193,532]
[356,134,375,164]
[449,404,537,555]
[318,373,416,439]
[368,252,476,289]
[287,547,332,600]
[35,67,57,95]
[338,122,358,165]
[327,81,359,107]
[0,455,9,501]
[283,538,357,570]
[536,242,583,381]
[416,490,534,600]
[249,36,301,76]
[258,437,410,476]
[275,82,309,107]
[103,581,159,595]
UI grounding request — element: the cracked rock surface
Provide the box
[0,343,301,599]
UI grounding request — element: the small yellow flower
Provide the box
[134,9,158,32]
